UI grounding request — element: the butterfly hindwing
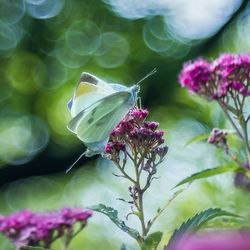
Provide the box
[72,92,131,146]
[67,99,101,133]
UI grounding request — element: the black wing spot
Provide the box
[96,120,105,127]
[87,117,94,124]
[92,107,97,115]
[79,73,98,85]
[87,108,97,124]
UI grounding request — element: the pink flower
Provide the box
[179,59,211,94]
[105,108,167,171]
[129,108,149,120]
[179,53,250,100]
[0,210,34,233]
[0,208,92,248]
[60,207,92,224]
[170,231,250,250]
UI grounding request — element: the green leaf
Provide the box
[164,208,239,250]
[91,204,141,241]
[142,231,163,250]
[174,165,238,188]
[184,133,210,147]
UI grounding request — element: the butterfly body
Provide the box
[67,72,139,156]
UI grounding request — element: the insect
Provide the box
[67,70,156,172]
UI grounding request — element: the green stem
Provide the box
[239,117,250,166]
[219,100,250,167]
[218,101,243,139]
[62,235,71,250]
[138,190,147,238]
[115,162,137,184]
[134,153,147,239]
[130,151,149,248]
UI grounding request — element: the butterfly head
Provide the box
[127,85,140,106]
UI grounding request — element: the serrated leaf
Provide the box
[164,208,239,250]
[174,165,238,188]
[91,204,141,241]
[184,133,210,147]
[142,231,163,250]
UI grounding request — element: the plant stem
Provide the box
[219,100,250,167]
[239,118,250,166]
[138,190,147,238]
[134,153,147,239]
[115,162,137,184]
[218,101,243,139]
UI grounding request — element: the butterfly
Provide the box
[67,70,156,172]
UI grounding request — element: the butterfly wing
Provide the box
[68,91,135,154]
[69,73,116,117]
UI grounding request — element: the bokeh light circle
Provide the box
[104,0,242,43]
[37,56,68,90]
[45,88,73,143]
[0,24,18,51]
[66,20,101,56]
[26,0,47,5]
[4,177,62,211]
[26,0,65,19]
[0,114,49,165]
[7,52,46,94]
[103,0,161,19]
[147,16,169,40]
[235,6,250,51]
[95,32,129,68]
[55,36,90,69]
[143,20,170,53]
[143,17,191,58]
[0,0,25,25]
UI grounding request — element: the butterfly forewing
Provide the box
[67,99,101,133]
[71,83,110,117]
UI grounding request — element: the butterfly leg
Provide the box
[137,96,142,109]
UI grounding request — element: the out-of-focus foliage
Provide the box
[0,0,245,168]
[1,0,250,249]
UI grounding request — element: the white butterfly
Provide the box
[67,72,139,156]
[66,70,156,172]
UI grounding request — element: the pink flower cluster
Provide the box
[0,208,92,249]
[169,231,250,250]
[105,108,167,162]
[179,53,250,100]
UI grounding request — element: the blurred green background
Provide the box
[1,0,250,249]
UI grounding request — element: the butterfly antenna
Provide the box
[136,68,157,86]
[66,151,86,173]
